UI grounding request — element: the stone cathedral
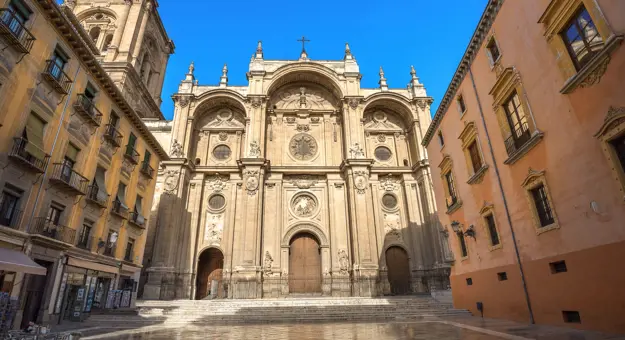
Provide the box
[141,43,454,300]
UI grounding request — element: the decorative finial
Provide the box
[219,63,228,87]
[255,40,264,59]
[408,65,421,97]
[344,42,354,61]
[188,61,195,75]
[410,65,416,77]
[379,66,388,91]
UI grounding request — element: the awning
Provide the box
[68,257,118,274]
[0,248,47,276]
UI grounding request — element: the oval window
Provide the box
[382,194,398,209]
[208,194,226,210]
[375,146,392,161]
[213,145,231,160]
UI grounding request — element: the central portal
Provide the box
[289,233,321,293]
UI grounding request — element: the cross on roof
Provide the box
[297,36,310,53]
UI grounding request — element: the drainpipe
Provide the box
[467,67,535,324]
[25,64,82,233]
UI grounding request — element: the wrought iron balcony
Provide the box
[49,163,89,195]
[140,161,154,178]
[504,124,532,156]
[0,8,35,55]
[128,211,146,228]
[73,94,103,126]
[86,184,109,208]
[8,137,49,173]
[103,124,123,147]
[30,217,76,244]
[42,60,72,95]
[124,145,140,165]
[111,199,129,219]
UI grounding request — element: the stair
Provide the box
[87,296,472,325]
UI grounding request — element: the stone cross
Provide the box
[297,36,310,53]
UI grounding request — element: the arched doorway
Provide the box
[195,248,224,300]
[386,246,411,295]
[289,233,321,293]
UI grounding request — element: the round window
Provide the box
[375,146,392,161]
[208,194,226,210]
[382,194,398,209]
[213,145,231,160]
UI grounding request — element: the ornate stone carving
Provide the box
[219,132,228,141]
[170,139,184,158]
[349,143,365,159]
[289,133,318,161]
[120,158,134,178]
[353,170,368,194]
[416,99,428,111]
[204,213,223,245]
[163,170,180,194]
[250,96,263,108]
[179,97,190,108]
[338,249,349,275]
[579,57,610,89]
[380,174,399,192]
[310,117,320,124]
[296,124,310,132]
[244,169,260,195]
[197,107,245,130]
[333,182,345,189]
[287,175,320,189]
[285,117,296,124]
[271,85,335,110]
[292,193,317,218]
[248,141,261,158]
[377,134,386,142]
[348,98,360,110]
[208,175,229,193]
[263,251,273,274]
[364,110,404,131]
[384,213,403,242]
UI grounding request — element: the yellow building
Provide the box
[0,0,171,328]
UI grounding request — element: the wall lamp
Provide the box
[450,221,477,240]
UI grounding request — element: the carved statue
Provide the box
[293,194,316,217]
[299,87,307,108]
[338,249,349,275]
[349,143,365,159]
[263,251,273,274]
[170,139,184,158]
[248,141,261,158]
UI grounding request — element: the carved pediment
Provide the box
[363,110,404,131]
[270,85,336,111]
[197,107,245,130]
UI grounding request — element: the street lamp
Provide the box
[464,225,477,239]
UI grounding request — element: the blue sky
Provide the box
[154,0,488,120]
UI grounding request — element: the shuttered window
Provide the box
[23,113,46,159]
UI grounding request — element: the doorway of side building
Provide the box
[289,232,321,294]
[21,260,53,328]
[386,246,411,295]
[195,248,224,300]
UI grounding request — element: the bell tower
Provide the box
[63,0,175,118]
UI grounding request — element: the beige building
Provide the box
[142,44,454,300]
[0,0,171,328]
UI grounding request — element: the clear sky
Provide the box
[154,0,489,120]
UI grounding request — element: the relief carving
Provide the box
[384,213,403,242]
[289,133,318,161]
[244,169,260,195]
[170,139,184,158]
[204,213,223,245]
[287,175,321,189]
[292,193,317,218]
[248,141,261,158]
[208,175,229,193]
[163,170,180,194]
[271,85,335,111]
[263,251,274,274]
[380,174,399,192]
[349,143,365,159]
[338,249,350,275]
[353,170,368,194]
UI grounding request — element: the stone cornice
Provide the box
[35,0,169,160]
[422,0,504,147]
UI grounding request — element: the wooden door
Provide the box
[289,233,321,293]
[195,249,224,299]
[386,246,411,295]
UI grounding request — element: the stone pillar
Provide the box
[230,158,268,298]
[401,176,428,293]
[130,1,152,65]
[341,159,378,296]
[105,0,132,62]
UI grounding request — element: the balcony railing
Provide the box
[42,60,72,95]
[103,124,123,147]
[8,137,49,173]
[128,211,146,228]
[0,8,35,55]
[76,235,94,251]
[111,199,129,219]
[124,145,140,164]
[86,184,109,208]
[49,163,89,195]
[73,94,103,126]
[30,217,76,244]
[504,124,532,156]
[0,208,22,230]
[103,242,116,257]
[140,161,154,178]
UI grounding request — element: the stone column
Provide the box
[130,1,152,65]
[401,176,428,293]
[105,0,132,62]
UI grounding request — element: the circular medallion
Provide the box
[375,146,392,161]
[246,176,259,192]
[289,133,318,161]
[208,194,226,210]
[213,145,231,160]
[355,176,367,191]
[382,194,398,209]
[216,108,233,121]
[373,111,386,122]
[292,193,318,218]
[377,134,386,142]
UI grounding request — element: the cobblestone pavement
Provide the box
[64,318,625,340]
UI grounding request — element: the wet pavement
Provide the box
[64,318,625,340]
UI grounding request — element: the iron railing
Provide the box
[86,184,109,208]
[8,137,49,173]
[111,199,129,219]
[73,94,103,126]
[128,211,145,228]
[103,124,123,147]
[504,123,532,156]
[140,161,154,178]
[30,217,76,244]
[49,163,89,195]
[123,145,140,164]
[42,59,72,94]
[0,8,35,54]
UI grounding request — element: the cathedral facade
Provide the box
[142,44,454,300]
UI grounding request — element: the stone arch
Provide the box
[266,63,344,100]
[281,223,329,248]
[195,247,225,300]
[382,242,411,260]
[76,8,118,22]
[191,90,248,120]
[362,93,416,126]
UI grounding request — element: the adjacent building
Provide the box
[0,0,171,328]
[423,0,625,333]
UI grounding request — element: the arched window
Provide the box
[102,34,113,51]
[89,26,101,42]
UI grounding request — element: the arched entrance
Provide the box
[195,248,224,300]
[386,246,411,295]
[289,233,321,293]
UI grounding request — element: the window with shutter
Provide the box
[23,113,46,159]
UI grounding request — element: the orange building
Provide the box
[422,0,625,333]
